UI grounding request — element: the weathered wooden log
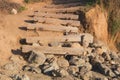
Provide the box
[44,2,83,8]
[38,6,81,13]
[34,13,79,20]
[26,34,83,44]
[51,0,81,4]
[22,45,84,56]
[34,17,81,27]
[26,24,79,32]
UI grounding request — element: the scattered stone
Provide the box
[52,69,69,77]
[102,52,111,61]
[11,8,17,14]
[53,75,74,80]
[69,56,85,67]
[0,75,12,80]
[12,74,30,80]
[28,50,46,66]
[82,71,108,80]
[68,66,79,75]
[43,60,59,74]
[81,33,93,47]
[23,65,41,74]
[3,63,19,71]
[57,57,69,69]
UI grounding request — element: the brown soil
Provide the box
[0,1,46,66]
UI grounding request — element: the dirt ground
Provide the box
[0,1,47,66]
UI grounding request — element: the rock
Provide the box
[3,63,19,71]
[69,56,85,67]
[52,69,69,77]
[81,33,94,47]
[53,75,74,80]
[94,63,115,77]
[68,66,79,75]
[110,52,119,60]
[11,8,17,14]
[102,52,111,61]
[43,60,59,74]
[0,75,12,80]
[23,65,41,74]
[79,63,92,76]
[9,55,24,63]
[86,5,108,43]
[12,74,30,80]
[83,71,108,80]
[28,50,46,66]
[57,57,69,69]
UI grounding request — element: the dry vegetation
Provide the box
[0,0,25,13]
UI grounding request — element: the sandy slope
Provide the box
[0,2,46,66]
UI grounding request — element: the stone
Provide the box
[102,52,111,61]
[28,50,46,66]
[81,33,94,47]
[110,52,119,60]
[43,60,59,74]
[69,56,85,67]
[79,63,92,76]
[57,57,69,69]
[97,63,115,77]
[11,8,17,14]
[68,66,79,75]
[53,75,74,80]
[0,75,12,80]
[23,65,41,74]
[12,74,30,80]
[83,71,108,80]
[52,69,69,77]
[3,63,19,71]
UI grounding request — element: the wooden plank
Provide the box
[44,2,83,8]
[26,34,83,44]
[26,24,79,33]
[34,13,79,20]
[51,0,81,4]
[22,45,84,56]
[34,17,81,27]
[39,6,82,13]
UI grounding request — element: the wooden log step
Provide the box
[39,6,82,13]
[44,2,83,8]
[51,0,81,4]
[34,13,79,20]
[34,17,81,27]
[26,24,79,33]
[25,34,83,44]
[22,45,84,56]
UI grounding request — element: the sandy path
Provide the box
[0,2,46,66]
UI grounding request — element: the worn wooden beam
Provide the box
[34,13,79,20]
[34,17,81,27]
[22,45,84,56]
[26,24,79,33]
[44,2,83,8]
[51,0,81,4]
[38,6,81,13]
[25,34,83,44]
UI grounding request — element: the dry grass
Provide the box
[0,0,24,14]
[108,31,120,51]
